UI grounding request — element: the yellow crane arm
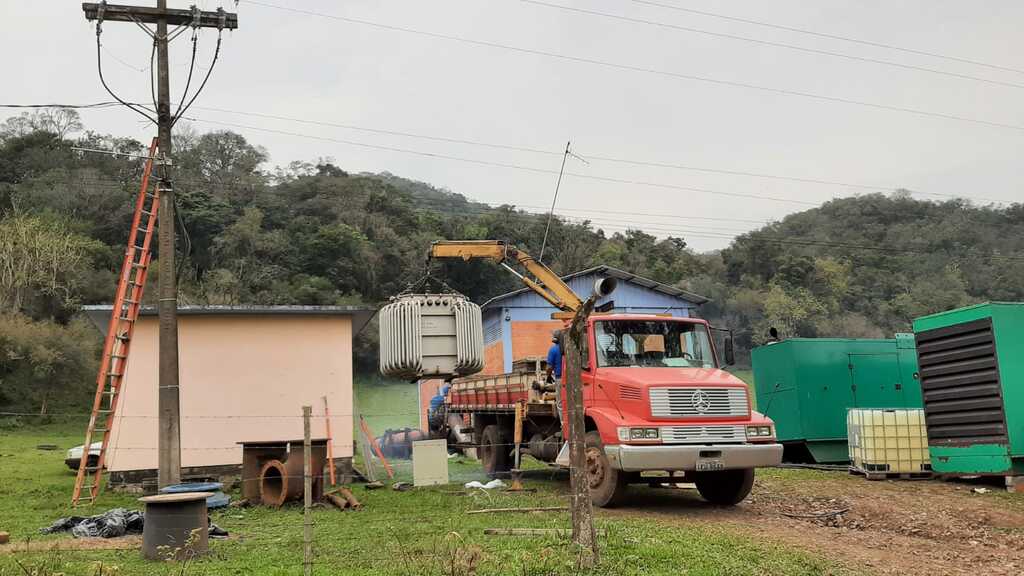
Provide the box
[429,240,583,314]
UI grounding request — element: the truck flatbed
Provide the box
[447,358,556,415]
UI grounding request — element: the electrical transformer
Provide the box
[379,293,484,380]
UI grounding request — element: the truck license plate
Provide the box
[696,459,724,472]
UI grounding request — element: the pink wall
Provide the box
[107,314,354,472]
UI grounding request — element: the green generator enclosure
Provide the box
[913,302,1024,476]
[752,336,922,463]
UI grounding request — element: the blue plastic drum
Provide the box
[159,482,230,509]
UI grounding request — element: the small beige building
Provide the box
[84,305,374,483]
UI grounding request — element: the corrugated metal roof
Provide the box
[482,265,709,308]
[82,305,378,336]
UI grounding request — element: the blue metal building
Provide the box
[480,265,709,374]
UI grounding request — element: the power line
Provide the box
[242,0,1024,134]
[0,102,128,109]
[96,33,156,124]
[521,0,1024,90]
[539,141,572,263]
[34,175,1024,261]
[411,204,759,235]
[172,28,225,127]
[67,173,775,229]
[190,106,1016,204]
[629,0,1024,77]
[185,115,820,205]
[100,44,149,73]
[66,173,1024,255]
[6,101,1012,205]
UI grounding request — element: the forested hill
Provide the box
[702,194,1024,356]
[2,110,1023,412]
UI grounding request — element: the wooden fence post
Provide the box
[303,405,313,576]
[564,296,598,566]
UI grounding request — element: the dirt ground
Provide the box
[605,469,1024,576]
[0,535,142,555]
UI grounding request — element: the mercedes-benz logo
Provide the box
[691,390,712,413]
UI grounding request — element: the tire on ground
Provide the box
[693,468,755,505]
[585,431,629,508]
[479,424,511,479]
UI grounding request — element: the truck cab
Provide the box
[569,314,781,506]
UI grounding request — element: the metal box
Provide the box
[379,293,484,380]
[848,409,930,476]
[752,337,922,463]
[913,302,1024,476]
[412,439,449,487]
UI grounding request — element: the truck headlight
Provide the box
[621,427,659,441]
[746,425,773,438]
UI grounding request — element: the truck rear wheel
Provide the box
[585,431,628,508]
[480,424,511,479]
[693,468,755,505]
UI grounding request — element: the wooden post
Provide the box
[360,438,378,483]
[322,396,336,486]
[564,296,598,566]
[510,400,525,490]
[302,406,313,576]
[153,0,181,490]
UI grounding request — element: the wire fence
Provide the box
[1,405,594,575]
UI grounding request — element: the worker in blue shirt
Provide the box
[546,330,563,384]
[427,383,450,431]
[547,329,564,420]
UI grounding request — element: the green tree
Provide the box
[0,215,103,318]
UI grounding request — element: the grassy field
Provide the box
[0,378,847,576]
[354,375,421,434]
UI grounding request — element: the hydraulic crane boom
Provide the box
[429,240,585,318]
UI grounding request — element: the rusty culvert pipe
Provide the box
[258,458,303,506]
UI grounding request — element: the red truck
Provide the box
[425,240,781,507]
[437,313,781,507]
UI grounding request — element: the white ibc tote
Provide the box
[379,293,484,380]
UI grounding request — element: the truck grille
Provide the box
[915,317,1008,446]
[649,387,749,418]
[660,424,746,444]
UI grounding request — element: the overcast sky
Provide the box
[3,1,1022,250]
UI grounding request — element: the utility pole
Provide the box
[83,2,238,488]
[564,296,598,567]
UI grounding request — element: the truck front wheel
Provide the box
[585,431,628,507]
[693,468,755,505]
[480,424,511,479]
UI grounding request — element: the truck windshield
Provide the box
[594,320,716,369]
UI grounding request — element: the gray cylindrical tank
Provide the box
[379,293,484,380]
[139,492,211,560]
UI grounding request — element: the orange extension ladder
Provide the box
[72,138,161,506]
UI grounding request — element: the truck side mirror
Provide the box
[724,337,735,366]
